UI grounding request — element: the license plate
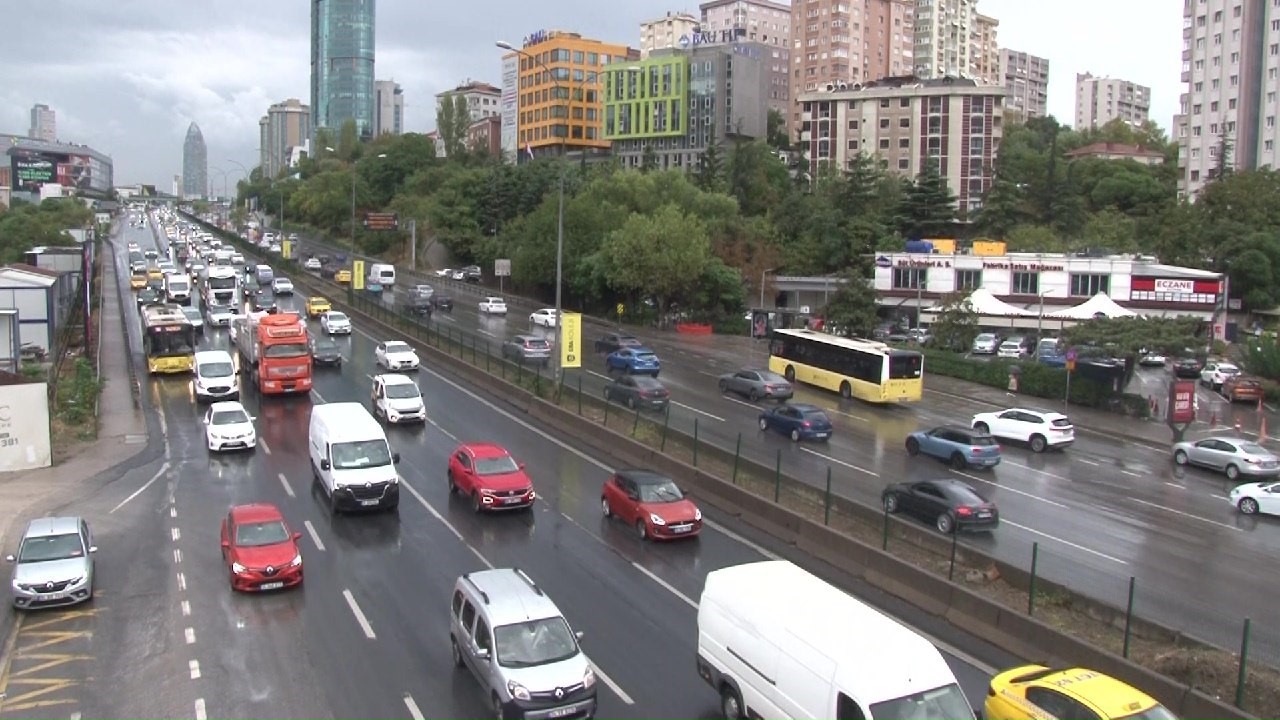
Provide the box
[360,499,379,507]
[503,497,523,504]
[815,433,829,438]
[977,512,992,518]
[260,582,284,590]
[547,708,575,719]
[671,525,692,533]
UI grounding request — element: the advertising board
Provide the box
[12,152,58,191]
[1169,380,1197,424]
[0,383,51,471]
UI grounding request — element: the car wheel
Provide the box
[936,513,955,534]
[758,417,769,431]
[974,422,990,434]
[451,636,465,668]
[883,493,900,513]
[1239,497,1260,515]
[601,497,612,517]
[1029,435,1048,453]
[1226,464,1241,481]
[719,379,728,393]
[447,470,457,494]
[748,389,760,402]
[636,519,648,540]
[839,381,852,399]
[492,693,505,720]
[472,491,484,513]
[790,428,801,442]
[1174,449,1189,466]
[951,453,968,470]
[720,685,744,720]
[905,438,920,456]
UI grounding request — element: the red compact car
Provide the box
[601,469,702,540]
[447,443,536,512]
[219,503,303,592]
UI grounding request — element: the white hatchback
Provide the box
[479,297,508,315]
[971,408,1074,453]
[204,401,257,452]
[529,308,558,327]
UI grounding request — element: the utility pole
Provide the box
[408,219,417,271]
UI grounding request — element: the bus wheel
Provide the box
[839,381,852,399]
[784,365,795,382]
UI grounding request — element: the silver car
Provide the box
[971,333,1000,354]
[6,517,97,609]
[1173,436,1280,481]
[718,368,793,401]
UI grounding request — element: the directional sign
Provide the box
[494,259,511,277]
[362,212,399,231]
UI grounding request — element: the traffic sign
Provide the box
[1065,359,1076,372]
[616,303,625,316]
[362,212,399,231]
[494,259,511,277]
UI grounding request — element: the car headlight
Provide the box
[289,554,303,567]
[583,666,597,688]
[649,513,667,526]
[694,508,702,521]
[231,562,246,573]
[66,576,84,586]
[507,680,531,701]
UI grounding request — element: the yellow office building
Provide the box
[506,30,639,160]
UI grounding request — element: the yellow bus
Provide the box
[140,303,196,374]
[768,328,923,403]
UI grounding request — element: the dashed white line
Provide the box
[1001,520,1127,564]
[1120,469,1143,477]
[181,600,191,617]
[824,407,870,423]
[403,694,426,720]
[631,562,698,609]
[188,659,201,679]
[720,395,760,411]
[1077,458,1100,466]
[184,627,196,645]
[176,572,187,591]
[260,438,272,455]
[170,506,177,518]
[342,588,377,639]
[702,519,781,560]
[171,527,181,542]
[1164,481,1186,489]
[1000,459,1072,481]
[428,417,458,441]
[468,545,496,569]
[478,329,497,338]
[110,461,171,514]
[801,447,879,477]
[278,472,295,498]
[591,663,635,705]
[311,388,328,403]
[194,699,207,720]
[671,401,725,422]
[1128,498,1243,531]
[173,548,182,564]
[303,520,326,551]
[955,471,1068,509]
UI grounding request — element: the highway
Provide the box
[288,232,1280,665]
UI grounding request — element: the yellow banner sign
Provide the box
[560,312,582,368]
[352,260,365,290]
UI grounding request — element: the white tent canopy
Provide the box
[1047,292,1137,320]
[964,288,1034,317]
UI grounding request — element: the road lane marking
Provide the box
[169,506,177,518]
[188,660,201,679]
[720,396,759,411]
[1001,520,1127,564]
[310,388,327,403]
[427,417,457,441]
[1164,481,1186,488]
[194,699,207,720]
[403,695,425,720]
[342,589,377,639]
[1000,459,1071,482]
[824,407,870,423]
[631,562,698,609]
[800,448,879,477]
[702,519,781,560]
[1121,470,1143,477]
[184,628,196,645]
[1128,498,1243,531]
[110,461,171,514]
[181,600,191,617]
[478,329,496,338]
[589,661,635,705]
[260,438,272,455]
[176,572,186,591]
[955,471,1068,508]
[278,472,295,498]
[671,401,724,422]
[173,549,182,564]
[1077,458,1100,466]
[303,520,326,551]
[170,527,181,542]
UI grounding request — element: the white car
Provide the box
[1139,352,1168,366]
[971,408,1075,453]
[1229,481,1280,515]
[479,297,508,315]
[303,258,322,271]
[204,401,257,452]
[530,308,558,327]
[371,373,426,424]
[435,268,453,277]
[204,303,236,327]
[1200,361,1241,390]
[375,340,419,371]
[272,277,294,295]
[320,311,351,335]
[450,270,466,280]
[181,306,204,334]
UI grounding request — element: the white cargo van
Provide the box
[368,263,396,287]
[164,272,192,305]
[308,402,401,513]
[697,560,975,720]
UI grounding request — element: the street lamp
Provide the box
[327,146,386,250]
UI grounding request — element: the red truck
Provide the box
[232,310,313,395]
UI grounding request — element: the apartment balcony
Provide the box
[800,130,812,141]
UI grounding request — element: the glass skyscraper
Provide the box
[182,122,207,199]
[311,0,376,140]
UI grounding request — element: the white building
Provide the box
[1075,73,1151,130]
[639,11,700,57]
[969,13,999,83]
[374,80,404,137]
[913,0,974,79]
[998,49,1049,121]
[436,80,502,122]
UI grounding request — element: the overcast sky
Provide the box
[0,0,1179,187]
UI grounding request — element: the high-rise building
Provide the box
[913,0,975,79]
[182,122,207,200]
[258,98,312,180]
[969,13,999,83]
[506,30,639,161]
[640,11,700,57]
[998,49,1050,122]
[29,104,55,142]
[788,0,914,130]
[311,0,376,140]
[436,80,502,122]
[700,0,791,136]
[1074,73,1151,130]
[374,80,404,136]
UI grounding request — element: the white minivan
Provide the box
[193,350,239,403]
[697,560,975,720]
[308,403,401,513]
[164,272,192,305]
[368,263,396,287]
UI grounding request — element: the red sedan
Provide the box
[219,503,303,592]
[447,443,536,512]
[601,469,702,540]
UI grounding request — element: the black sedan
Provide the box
[1173,357,1204,378]
[430,294,454,312]
[251,292,277,312]
[881,478,998,534]
[309,336,343,367]
[136,287,162,306]
[603,375,670,411]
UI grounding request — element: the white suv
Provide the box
[375,341,419,371]
[479,297,508,315]
[371,374,426,424]
[971,408,1074,453]
[320,311,351,335]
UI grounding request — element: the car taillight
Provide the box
[972,447,987,453]
[802,421,812,427]
[638,392,650,398]
[956,507,973,516]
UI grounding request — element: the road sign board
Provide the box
[616,303,625,316]
[1065,348,1077,362]
[495,259,511,277]
[362,212,399,231]
[1065,359,1076,372]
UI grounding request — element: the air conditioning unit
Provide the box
[836,81,849,90]
[825,83,836,92]
[851,83,863,90]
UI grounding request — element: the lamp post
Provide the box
[326,146,386,251]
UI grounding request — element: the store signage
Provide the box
[896,259,951,268]
[1169,380,1196,424]
[678,28,746,48]
[875,255,893,268]
[1131,277,1221,295]
[1153,279,1195,293]
[523,30,550,48]
[981,261,1065,272]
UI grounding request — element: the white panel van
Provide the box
[368,263,396,287]
[697,560,975,720]
[308,402,401,513]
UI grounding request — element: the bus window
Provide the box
[889,353,922,379]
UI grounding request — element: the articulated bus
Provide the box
[768,328,924,403]
[140,303,197,374]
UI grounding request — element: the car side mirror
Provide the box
[320,459,331,471]
[392,452,401,464]
[220,540,230,549]
[249,416,256,422]
[88,545,98,554]
[202,418,209,425]
[518,462,526,470]
[475,647,491,661]
[292,532,302,541]
[575,630,585,640]
[4,554,13,562]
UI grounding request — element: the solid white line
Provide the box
[801,447,879,477]
[260,438,272,455]
[1128,498,1243,531]
[184,627,196,645]
[403,695,426,720]
[278,472,295,498]
[176,572,187,591]
[469,545,496,569]
[398,475,463,537]
[311,388,328,403]
[110,461,171,514]
[671,401,725,422]
[342,588,377,639]
[189,659,201,679]
[304,520,326,551]
[171,527,181,542]
[592,663,635,705]
[631,562,698,609]
[181,600,191,617]
[955,471,1068,509]
[173,548,182,564]
[1002,520,1127,564]
[194,699,207,720]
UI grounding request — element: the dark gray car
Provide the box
[604,375,670,411]
[718,368,793,401]
[502,334,551,365]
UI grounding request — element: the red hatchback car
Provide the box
[447,443,536,512]
[601,469,702,540]
[219,504,303,592]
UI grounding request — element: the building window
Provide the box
[892,267,926,290]
[898,158,909,170]
[1011,271,1039,295]
[1070,273,1110,297]
[880,118,890,129]
[899,117,910,128]
[955,269,982,291]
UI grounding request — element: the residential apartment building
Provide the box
[437,80,502,122]
[998,49,1049,121]
[969,13,999,83]
[181,122,207,200]
[640,11,700,57]
[258,98,312,180]
[700,0,792,134]
[468,116,503,157]
[799,76,1005,214]
[789,0,915,130]
[29,104,55,142]
[913,0,975,79]
[1075,73,1151,130]
[505,30,639,160]
[311,0,376,140]
[374,80,404,136]
[1177,0,1280,198]
[603,42,770,170]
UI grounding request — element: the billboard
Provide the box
[500,54,519,160]
[11,152,58,191]
[1168,380,1196,424]
[560,312,582,368]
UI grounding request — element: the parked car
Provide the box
[501,334,552,365]
[605,347,661,376]
[757,403,833,442]
[882,478,999,534]
[1173,356,1204,378]
[595,332,643,354]
[600,469,701,540]
[529,308,559,327]
[906,426,1002,470]
[717,368,793,401]
[1223,375,1265,403]
[5,516,97,609]
[478,296,507,315]
[1200,361,1241,390]
[971,333,1000,354]
[1229,481,1280,515]
[1138,351,1168,366]
[1173,436,1280,481]
[309,336,343,367]
[219,503,302,592]
[997,336,1033,358]
[971,408,1074,453]
[446,443,535,512]
[603,375,670,411]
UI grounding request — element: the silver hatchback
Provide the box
[6,517,97,609]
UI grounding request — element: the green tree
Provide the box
[0,199,88,261]
[694,143,725,193]
[1006,224,1066,252]
[337,119,361,160]
[595,204,711,324]
[435,94,472,160]
[640,145,658,172]
[974,178,1028,238]
[726,140,790,217]
[895,163,956,238]
[1079,208,1137,253]
[765,109,790,151]
[821,266,879,338]
[928,292,980,351]
[1062,316,1205,386]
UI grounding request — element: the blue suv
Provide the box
[606,347,661,377]
[905,425,1001,470]
[758,403,833,442]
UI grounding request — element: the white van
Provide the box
[254,264,275,285]
[368,263,396,287]
[164,272,192,305]
[697,560,975,720]
[308,403,401,513]
[193,350,239,403]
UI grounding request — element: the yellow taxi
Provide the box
[129,272,148,290]
[334,269,352,285]
[305,296,331,318]
[985,665,1178,720]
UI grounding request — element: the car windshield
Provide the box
[969,435,997,446]
[869,682,974,720]
[385,383,420,399]
[18,533,84,563]
[1117,704,1180,720]
[327,313,348,322]
[976,333,996,342]
[524,340,550,349]
[201,362,234,378]
[801,410,830,422]
[493,617,580,668]
[1240,442,1269,455]
[211,409,249,426]
[475,455,520,475]
[313,340,339,353]
[169,280,189,290]
[234,520,289,548]
[262,342,309,358]
[182,308,201,321]
[636,352,658,362]
[331,439,393,470]
[638,480,684,503]
[208,304,231,316]
[385,342,412,355]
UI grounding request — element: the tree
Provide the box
[895,163,956,238]
[694,142,725,193]
[928,292,980,351]
[0,198,89,262]
[596,204,711,325]
[1062,316,1205,386]
[337,119,360,160]
[974,178,1028,238]
[640,145,658,173]
[1006,224,1066,252]
[1079,208,1137,253]
[765,108,790,151]
[435,94,472,160]
[726,140,791,217]
[821,266,879,338]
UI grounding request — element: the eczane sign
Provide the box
[1154,279,1195,293]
